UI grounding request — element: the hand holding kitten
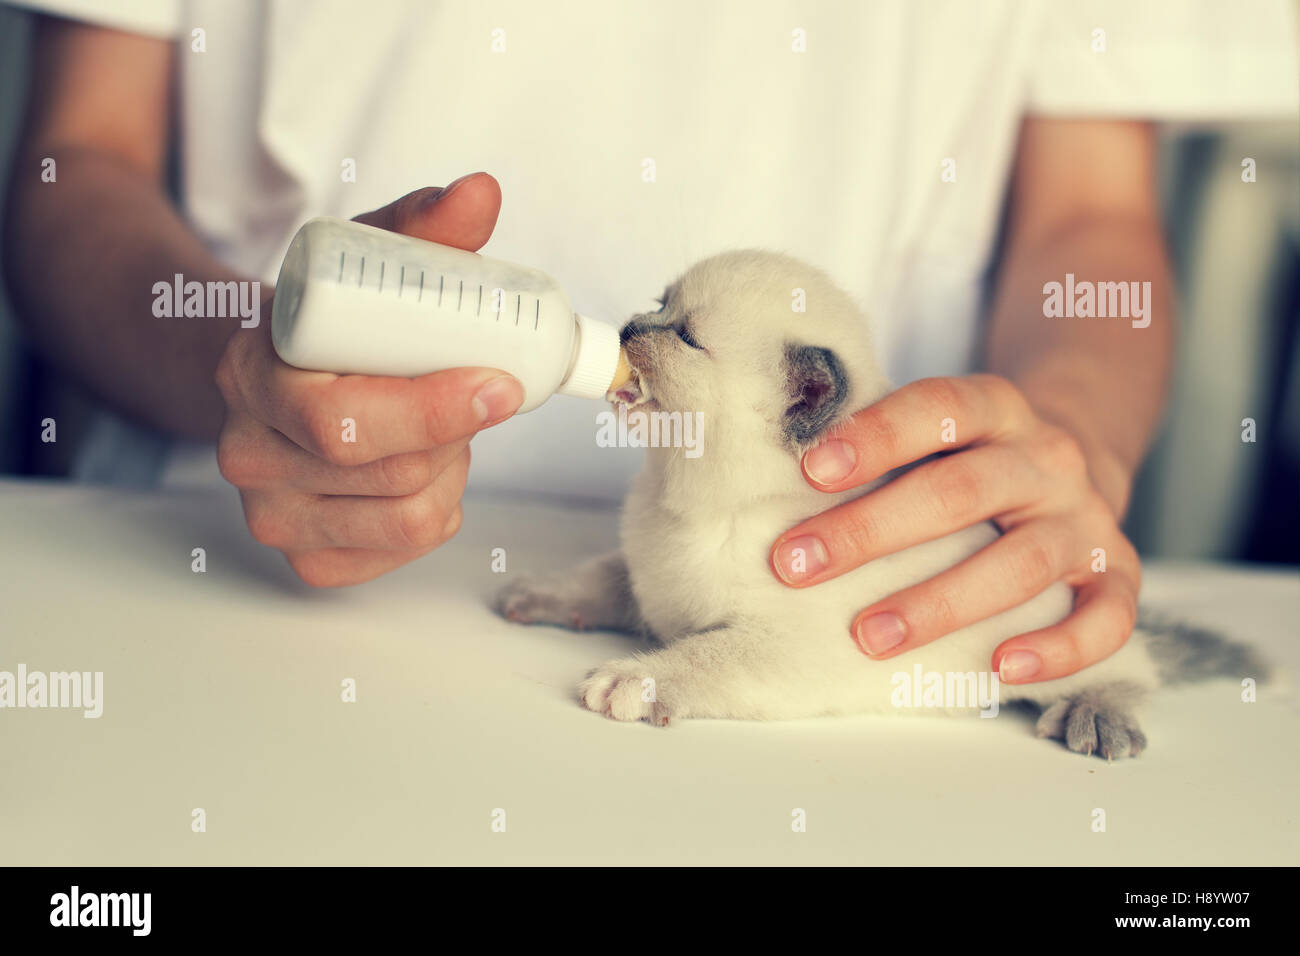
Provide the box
[770,373,1141,685]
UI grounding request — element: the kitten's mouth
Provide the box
[607,363,653,408]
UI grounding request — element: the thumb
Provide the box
[352,172,502,252]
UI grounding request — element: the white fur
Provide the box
[499,250,1160,737]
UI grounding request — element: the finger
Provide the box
[771,442,1047,586]
[285,506,464,588]
[353,173,502,251]
[991,573,1140,683]
[285,439,469,496]
[244,446,471,551]
[848,517,1078,657]
[800,374,1035,492]
[219,413,470,496]
[223,327,522,463]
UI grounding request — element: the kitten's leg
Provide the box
[1034,682,1148,760]
[580,624,794,725]
[493,551,641,632]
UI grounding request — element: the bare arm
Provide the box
[984,117,1175,518]
[3,16,244,440]
[4,18,525,587]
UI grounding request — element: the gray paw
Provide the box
[493,577,591,630]
[1036,690,1148,760]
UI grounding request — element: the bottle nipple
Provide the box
[609,348,633,391]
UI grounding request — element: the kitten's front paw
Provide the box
[494,577,591,630]
[579,660,675,726]
[1036,693,1147,760]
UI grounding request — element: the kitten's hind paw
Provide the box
[493,577,591,630]
[1036,686,1147,760]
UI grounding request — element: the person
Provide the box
[4,0,1296,686]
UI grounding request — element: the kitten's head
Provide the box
[613,250,888,456]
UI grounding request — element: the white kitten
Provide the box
[496,250,1261,758]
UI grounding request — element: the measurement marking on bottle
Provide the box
[458,279,463,311]
[515,294,521,326]
[399,266,405,297]
[359,256,365,288]
[378,261,385,294]
[438,275,444,307]
[534,299,540,330]
[338,251,345,284]
[477,285,483,317]
[418,270,425,302]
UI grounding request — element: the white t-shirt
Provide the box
[10,0,1299,500]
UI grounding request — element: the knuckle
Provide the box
[914,376,965,417]
[927,458,984,524]
[213,350,237,402]
[1038,425,1089,477]
[919,586,957,634]
[244,499,285,547]
[287,552,348,589]
[214,341,251,408]
[216,432,259,487]
[1105,589,1139,638]
[1073,495,1128,568]
[422,398,457,447]
[973,373,1025,413]
[380,452,434,495]
[850,409,903,464]
[392,187,440,228]
[1114,535,1142,578]
[448,444,472,490]
[306,407,356,466]
[1082,489,1119,530]
[835,504,884,557]
[1005,533,1058,590]
[1056,629,1088,671]
[441,505,464,542]
[392,493,445,550]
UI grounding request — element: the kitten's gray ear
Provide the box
[783,344,849,445]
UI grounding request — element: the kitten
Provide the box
[494,250,1262,758]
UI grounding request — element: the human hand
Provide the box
[215,174,523,586]
[769,374,1140,683]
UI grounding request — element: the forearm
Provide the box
[983,215,1175,518]
[3,146,253,441]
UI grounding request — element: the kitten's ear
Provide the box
[782,344,849,445]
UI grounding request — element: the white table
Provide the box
[2,479,1296,865]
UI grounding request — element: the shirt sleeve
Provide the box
[4,0,179,38]
[1028,0,1299,120]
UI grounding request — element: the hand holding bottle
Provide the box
[215,174,524,587]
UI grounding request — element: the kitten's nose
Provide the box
[619,320,657,372]
[619,318,659,345]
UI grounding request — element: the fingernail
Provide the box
[773,534,828,583]
[998,650,1042,683]
[436,171,481,201]
[472,375,524,424]
[803,439,856,486]
[856,612,905,655]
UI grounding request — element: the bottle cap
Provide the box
[559,313,623,400]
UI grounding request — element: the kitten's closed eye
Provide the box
[676,323,704,350]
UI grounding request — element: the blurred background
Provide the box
[0,3,1296,564]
